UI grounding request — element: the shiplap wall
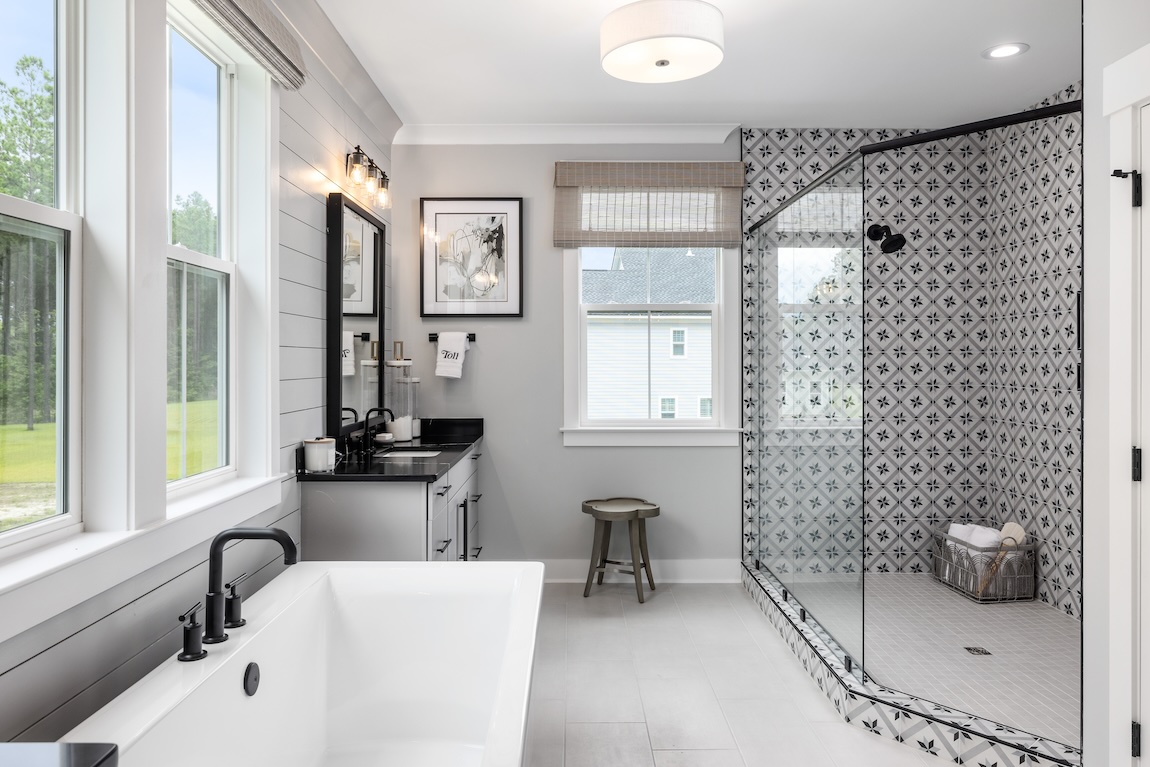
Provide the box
[0,24,394,742]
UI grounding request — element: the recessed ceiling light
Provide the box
[981,42,1030,60]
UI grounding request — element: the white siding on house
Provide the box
[586,314,712,420]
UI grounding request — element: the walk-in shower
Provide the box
[742,94,1084,762]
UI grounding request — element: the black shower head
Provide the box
[866,224,907,254]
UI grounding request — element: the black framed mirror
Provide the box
[325,193,385,439]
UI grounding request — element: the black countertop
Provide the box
[297,418,482,483]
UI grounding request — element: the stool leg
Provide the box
[638,518,655,590]
[627,519,644,603]
[596,520,612,585]
[584,519,605,598]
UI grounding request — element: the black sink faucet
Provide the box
[202,527,298,644]
[362,408,395,454]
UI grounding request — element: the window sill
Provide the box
[0,474,284,646]
[561,427,742,447]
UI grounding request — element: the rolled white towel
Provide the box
[341,331,355,377]
[964,524,1002,550]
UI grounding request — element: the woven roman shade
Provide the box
[553,161,745,248]
[192,0,307,90]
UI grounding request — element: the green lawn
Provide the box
[166,399,222,480]
[0,400,221,533]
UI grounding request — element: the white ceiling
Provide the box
[314,0,1081,141]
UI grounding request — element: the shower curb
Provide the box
[741,563,1081,767]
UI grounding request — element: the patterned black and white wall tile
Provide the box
[986,81,1083,617]
[861,132,995,575]
[741,83,1083,618]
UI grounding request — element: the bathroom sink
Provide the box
[377,450,441,458]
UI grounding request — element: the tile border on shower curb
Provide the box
[740,563,1082,767]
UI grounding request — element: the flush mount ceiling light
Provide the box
[981,42,1030,60]
[600,0,724,84]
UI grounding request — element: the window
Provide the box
[699,397,712,418]
[579,247,716,423]
[0,3,81,543]
[166,22,234,483]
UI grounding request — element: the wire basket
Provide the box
[931,527,1036,603]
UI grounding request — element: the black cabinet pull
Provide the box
[470,493,483,501]
[436,538,453,554]
[471,453,482,460]
[471,546,483,559]
[436,484,453,497]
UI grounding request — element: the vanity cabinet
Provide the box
[301,439,483,562]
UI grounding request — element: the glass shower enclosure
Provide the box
[746,154,865,669]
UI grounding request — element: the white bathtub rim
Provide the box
[62,561,546,762]
[479,560,544,767]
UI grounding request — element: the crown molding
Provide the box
[393,123,740,146]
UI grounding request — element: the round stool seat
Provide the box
[581,497,659,602]
[582,497,660,521]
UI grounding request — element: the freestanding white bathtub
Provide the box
[63,561,544,767]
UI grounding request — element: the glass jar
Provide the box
[385,358,414,441]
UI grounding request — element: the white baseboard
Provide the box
[540,558,741,583]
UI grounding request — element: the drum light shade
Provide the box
[600,0,724,84]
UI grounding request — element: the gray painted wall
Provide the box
[0,13,396,741]
[391,140,742,575]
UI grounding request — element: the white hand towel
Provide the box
[435,332,470,379]
[341,331,355,377]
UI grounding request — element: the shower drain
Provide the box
[964,646,992,656]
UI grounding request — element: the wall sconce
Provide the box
[377,172,391,210]
[346,145,368,186]
[344,146,391,211]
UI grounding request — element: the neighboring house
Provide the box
[581,248,715,420]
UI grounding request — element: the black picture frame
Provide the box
[419,197,524,317]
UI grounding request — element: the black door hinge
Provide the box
[1135,448,1143,482]
[1113,169,1143,207]
[1134,720,1142,757]
[1076,363,1083,393]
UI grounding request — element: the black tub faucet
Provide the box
[203,527,298,645]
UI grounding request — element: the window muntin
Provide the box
[699,397,712,418]
[579,247,717,425]
[660,397,676,419]
[0,211,68,535]
[166,20,233,484]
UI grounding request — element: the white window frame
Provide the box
[699,396,713,418]
[165,11,239,492]
[562,247,741,447]
[670,327,687,358]
[0,197,83,552]
[659,397,676,419]
[0,0,283,642]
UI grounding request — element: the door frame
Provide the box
[1102,41,1150,766]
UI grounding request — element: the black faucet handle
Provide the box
[225,572,251,595]
[177,602,208,662]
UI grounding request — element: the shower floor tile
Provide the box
[862,574,1081,747]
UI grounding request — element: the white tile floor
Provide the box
[525,582,955,767]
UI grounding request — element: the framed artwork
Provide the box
[420,197,523,317]
[340,202,380,316]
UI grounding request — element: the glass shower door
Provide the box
[751,155,865,669]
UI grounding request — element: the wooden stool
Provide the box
[582,497,659,603]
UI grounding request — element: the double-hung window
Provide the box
[556,161,743,445]
[0,2,81,545]
[579,246,718,422]
[166,18,235,484]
